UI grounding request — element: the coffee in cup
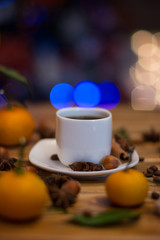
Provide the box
[56,107,112,166]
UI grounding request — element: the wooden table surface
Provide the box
[0,102,160,240]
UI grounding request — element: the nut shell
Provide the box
[103,155,121,170]
[61,180,81,195]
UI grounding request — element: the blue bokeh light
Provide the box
[98,82,120,110]
[73,81,101,108]
[50,83,74,109]
[23,3,48,25]
[0,0,14,8]
[0,93,8,109]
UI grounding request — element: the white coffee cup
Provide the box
[56,107,112,166]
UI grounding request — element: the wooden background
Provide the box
[0,102,160,240]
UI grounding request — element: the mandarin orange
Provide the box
[0,105,35,146]
[105,169,149,207]
[0,170,50,221]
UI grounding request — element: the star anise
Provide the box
[44,174,78,209]
[49,186,76,209]
[44,174,72,189]
[69,162,103,172]
[143,128,160,142]
[0,157,17,171]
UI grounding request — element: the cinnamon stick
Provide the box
[114,134,134,152]
[111,139,129,161]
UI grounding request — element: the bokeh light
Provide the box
[130,65,158,86]
[131,30,157,56]
[131,85,155,111]
[98,82,120,110]
[50,83,74,109]
[73,81,101,108]
[23,3,48,25]
[130,30,160,110]
[138,43,158,58]
[0,0,14,8]
[50,81,121,109]
[138,57,160,72]
[154,81,160,106]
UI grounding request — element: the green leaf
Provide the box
[72,209,140,227]
[148,179,160,186]
[0,65,29,88]
[114,129,130,140]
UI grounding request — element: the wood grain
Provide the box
[0,102,160,240]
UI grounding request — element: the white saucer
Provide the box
[29,139,139,178]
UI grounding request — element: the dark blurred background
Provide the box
[0,0,160,109]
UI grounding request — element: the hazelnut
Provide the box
[103,155,121,170]
[0,147,10,159]
[61,180,81,195]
